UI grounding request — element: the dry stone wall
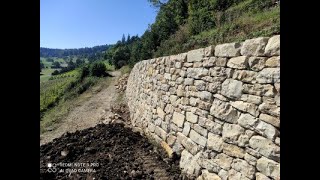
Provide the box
[126,35,280,180]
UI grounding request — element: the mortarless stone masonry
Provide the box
[126,35,280,179]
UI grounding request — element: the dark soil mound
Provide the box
[40,123,183,180]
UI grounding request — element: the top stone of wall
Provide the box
[126,35,280,180]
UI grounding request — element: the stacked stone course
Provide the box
[126,35,280,180]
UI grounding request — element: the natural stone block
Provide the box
[232,70,257,83]
[182,121,191,136]
[190,130,207,147]
[172,112,185,127]
[240,94,261,105]
[238,113,259,130]
[223,143,245,158]
[215,42,242,57]
[155,126,167,141]
[199,170,221,180]
[193,124,208,137]
[230,101,259,117]
[184,78,194,85]
[265,56,280,67]
[186,112,199,123]
[210,67,233,78]
[237,134,249,147]
[256,172,271,180]
[257,157,280,179]
[213,153,233,170]
[167,134,177,146]
[249,136,280,162]
[231,159,255,179]
[222,123,245,144]
[259,102,280,117]
[205,120,222,135]
[210,99,239,123]
[264,35,280,56]
[197,158,221,173]
[259,113,280,128]
[243,83,275,97]
[241,37,269,56]
[204,45,214,56]
[256,68,280,84]
[194,80,207,91]
[207,133,224,152]
[227,56,249,69]
[187,68,209,79]
[221,79,243,99]
[188,48,205,62]
[228,169,250,180]
[255,120,279,140]
[244,153,257,166]
[248,57,267,71]
[197,91,212,102]
[218,169,228,180]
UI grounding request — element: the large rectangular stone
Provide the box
[215,42,242,57]
[190,130,207,147]
[172,112,185,127]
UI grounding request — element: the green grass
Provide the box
[40,76,77,114]
[119,65,131,74]
[154,2,279,57]
[40,76,112,133]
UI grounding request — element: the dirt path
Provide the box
[40,71,122,146]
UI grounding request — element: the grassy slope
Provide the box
[154,1,280,57]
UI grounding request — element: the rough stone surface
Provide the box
[259,113,280,128]
[256,68,280,84]
[213,153,233,170]
[227,56,249,69]
[190,130,207,147]
[210,99,239,123]
[255,120,279,140]
[215,42,241,57]
[256,172,271,180]
[257,157,280,179]
[231,159,255,179]
[207,133,224,152]
[264,35,280,56]
[186,112,199,123]
[222,123,245,144]
[221,79,243,99]
[126,35,281,178]
[172,112,185,127]
[265,56,280,67]
[241,37,269,56]
[248,57,267,71]
[223,143,245,158]
[238,113,259,130]
[249,136,280,162]
[230,101,259,117]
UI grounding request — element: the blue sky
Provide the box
[40,0,157,49]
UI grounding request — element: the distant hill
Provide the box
[40,44,112,58]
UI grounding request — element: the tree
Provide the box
[51,70,59,75]
[90,62,107,77]
[76,58,84,66]
[51,61,61,68]
[80,66,90,80]
[121,34,126,44]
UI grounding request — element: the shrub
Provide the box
[90,62,107,77]
[52,70,60,76]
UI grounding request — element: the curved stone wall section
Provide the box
[126,35,280,180]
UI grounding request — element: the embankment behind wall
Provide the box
[126,35,280,179]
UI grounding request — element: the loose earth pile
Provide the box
[40,123,184,180]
